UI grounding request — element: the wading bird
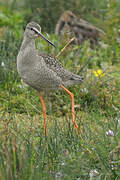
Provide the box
[17,22,83,135]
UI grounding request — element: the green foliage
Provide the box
[105,0,120,40]
[0,28,120,179]
[0,0,120,179]
[30,0,107,32]
[103,0,120,64]
[0,0,108,32]
[0,30,21,84]
[0,95,120,179]
[0,5,25,37]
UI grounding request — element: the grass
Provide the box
[0,20,120,179]
[0,58,120,179]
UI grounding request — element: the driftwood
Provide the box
[55,11,105,46]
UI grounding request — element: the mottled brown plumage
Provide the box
[55,10,105,46]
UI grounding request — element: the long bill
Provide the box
[32,27,56,47]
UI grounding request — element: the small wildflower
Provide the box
[118,119,120,124]
[117,119,120,128]
[93,69,104,78]
[1,61,5,67]
[106,130,114,136]
[46,33,49,37]
[81,88,88,93]
[55,172,62,179]
[116,37,120,43]
[89,169,99,179]
[61,161,65,166]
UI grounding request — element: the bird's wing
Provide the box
[69,19,105,37]
[38,52,73,81]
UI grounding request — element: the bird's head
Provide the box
[24,21,56,47]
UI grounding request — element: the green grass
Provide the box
[0,61,120,179]
[0,13,120,179]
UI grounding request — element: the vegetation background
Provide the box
[0,0,120,179]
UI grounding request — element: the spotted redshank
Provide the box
[17,22,83,135]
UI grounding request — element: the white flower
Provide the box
[118,119,120,124]
[117,119,120,128]
[61,161,65,166]
[81,88,88,93]
[116,38,120,43]
[46,33,49,37]
[106,130,114,136]
[1,61,5,67]
[89,169,99,179]
[55,172,62,179]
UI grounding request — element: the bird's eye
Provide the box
[27,26,37,33]
[30,27,37,34]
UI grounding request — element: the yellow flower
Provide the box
[93,69,104,78]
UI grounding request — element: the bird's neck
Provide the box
[20,36,36,52]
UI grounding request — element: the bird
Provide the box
[17,21,83,136]
[55,10,105,47]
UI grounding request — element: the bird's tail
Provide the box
[72,73,84,84]
[64,74,84,87]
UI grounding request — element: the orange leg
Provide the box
[61,85,79,129]
[40,95,47,136]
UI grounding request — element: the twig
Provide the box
[56,37,76,59]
